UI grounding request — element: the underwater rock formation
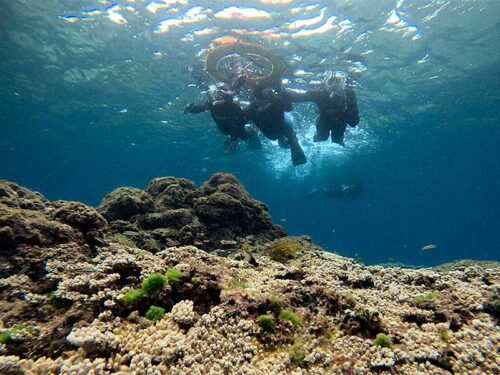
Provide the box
[99,173,286,253]
[0,176,499,374]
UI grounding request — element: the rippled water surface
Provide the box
[1,0,499,266]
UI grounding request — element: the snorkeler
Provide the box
[306,178,364,199]
[287,71,359,146]
[184,85,262,154]
[243,87,307,166]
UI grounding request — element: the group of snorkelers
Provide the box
[184,70,359,166]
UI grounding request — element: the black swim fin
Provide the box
[247,134,262,150]
[291,142,307,166]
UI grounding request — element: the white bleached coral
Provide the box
[67,326,120,353]
[0,241,498,374]
[171,300,195,325]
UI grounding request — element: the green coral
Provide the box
[324,323,340,340]
[257,315,276,331]
[268,295,284,317]
[123,289,145,307]
[439,328,451,344]
[288,337,306,367]
[268,238,303,262]
[111,234,137,248]
[412,292,440,307]
[165,268,183,284]
[142,273,167,296]
[279,310,302,328]
[145,306,165,321]
[374,333,393,349]
[0,331,11,345]
[225,278,249,289]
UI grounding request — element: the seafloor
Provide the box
[0,174,498,375]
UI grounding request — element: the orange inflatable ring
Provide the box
[205,41,285,88]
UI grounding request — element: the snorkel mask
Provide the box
[261,88,277,102]
[324,71,347,98]
[208,84,234,103]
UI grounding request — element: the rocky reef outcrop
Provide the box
[0,176,499,375]
[99,173,286,253]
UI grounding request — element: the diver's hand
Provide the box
[183,104,194,114]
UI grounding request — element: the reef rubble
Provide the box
[0,174,498,375]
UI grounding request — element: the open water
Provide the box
[1,0,499,266]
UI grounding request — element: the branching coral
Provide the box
[171,300,195,325]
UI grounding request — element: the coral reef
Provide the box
[0,176,499,374]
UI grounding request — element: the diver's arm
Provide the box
[284,88,317,103]
[279,91,294,112]
[345,88,360,127]
[242,103,256,121]
[184,101,211,114]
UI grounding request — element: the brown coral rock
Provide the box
[98,187,154,221]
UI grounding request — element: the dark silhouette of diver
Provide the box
[244,87,307,166]
[306,179,364,199]
[287,71,359,146]
[184,85,261,154]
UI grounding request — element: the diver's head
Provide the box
[254,87,277,102]
[208,84,234,102]
[324,71,347,93]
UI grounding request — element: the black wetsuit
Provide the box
[244,92,306,166]
[287,87,359,145]
[243,92,294,141]
[188,100,253,140]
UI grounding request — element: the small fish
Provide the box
[280,218,287,223]
[421,244,437,251]
[242,251,259,267]
[122,231,140,236]
[91,237,109,246]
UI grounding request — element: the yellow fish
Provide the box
[421,244,437,251]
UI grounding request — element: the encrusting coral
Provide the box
[0,176,499,374]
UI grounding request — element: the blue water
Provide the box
[1,0,499,266]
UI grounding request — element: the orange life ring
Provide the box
[205,41,285,88]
